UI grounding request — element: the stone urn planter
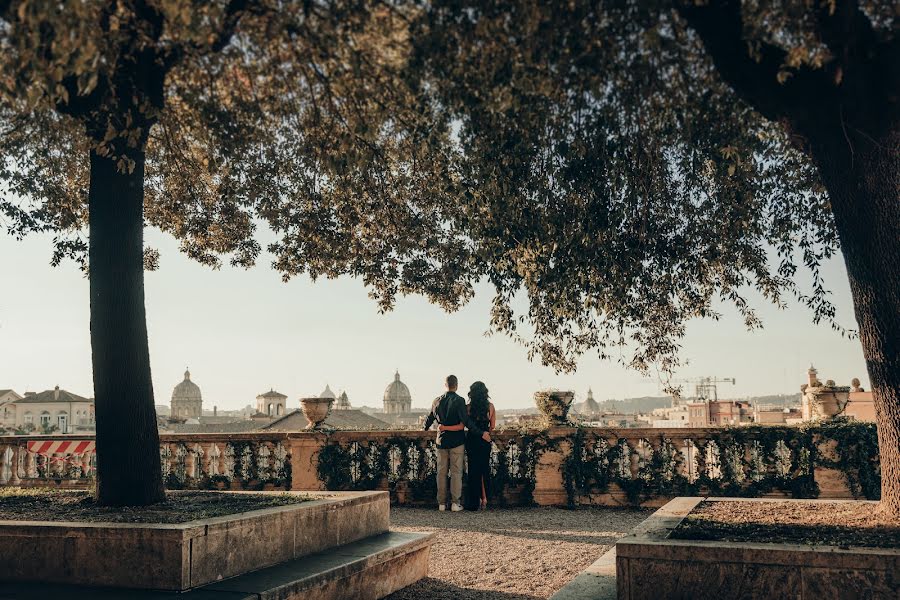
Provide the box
[534,390,574,426]
[300,397,333,430]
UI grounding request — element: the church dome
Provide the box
[172,369,202,401]
[335,391,351,410]
[319,384,337,399]
[384,371,412,403]
[171,369,202,419]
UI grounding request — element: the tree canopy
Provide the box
[1,0,465,293]
[4,1,880,375]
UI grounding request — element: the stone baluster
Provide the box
[87,451,97,478]
[160,444,171,479]
[273,443,288,480]
[24,450,36,479]
[68,452,81,480]
[678,434,699,483]
[223,444,236,479]
[184,448,196,482]
[174,444,188,484]
[240,445,253,482]
[257,444,272,481]
[51,453,63,478]
[191,444,204,480]
[623,436,638,480]
[0,445,11,484]
[687,432,707,482]
[207,444,221,476]
[11,443,22,484]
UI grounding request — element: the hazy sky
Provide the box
[1,227,869,411]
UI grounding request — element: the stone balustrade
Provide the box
[0,433,292,492]
[0,422,879,506]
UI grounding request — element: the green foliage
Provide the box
[814,418,881,500]
[316,442,356,491]
[560,422,877,507]
[3,1,891,380]
[164,471,184,490]
[316,431,554,506]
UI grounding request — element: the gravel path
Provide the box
[386,506,652,600]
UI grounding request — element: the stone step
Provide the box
[206,530,433,600]
[549,546,617,600]
[0,530,434,600]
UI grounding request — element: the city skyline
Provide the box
[1,227,870,411]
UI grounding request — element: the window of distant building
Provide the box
[40,411,50,426]
[23,412,33,424]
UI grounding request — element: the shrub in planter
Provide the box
[534,390,575,426]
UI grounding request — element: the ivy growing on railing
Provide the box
[490,429,556,506]
[560,421,877,507]
[159,440,291,492]
[316,430,555,506]
[813,419,880,500]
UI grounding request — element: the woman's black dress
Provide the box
[464,405,492,511]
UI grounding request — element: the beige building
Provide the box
[3,386,93,433]
[687,400,753,427]
[754,405,803,425]
[171,369,202,419]
[1,389,24,427]
[256,389,288,417]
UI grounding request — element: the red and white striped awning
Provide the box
[26,440,95,455]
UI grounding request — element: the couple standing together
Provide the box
[423,375,496,512]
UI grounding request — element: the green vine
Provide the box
[314,422,879,507]
[560,422,876,507]
[813,419,880,500]
[316,430,554,506]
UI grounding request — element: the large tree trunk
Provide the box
[89,146,165,506]
[810,130,900,519]
[676,0,900,520]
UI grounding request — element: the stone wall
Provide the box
[0,423,880,506]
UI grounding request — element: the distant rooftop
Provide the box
[265,409,390,431]
[13,387,91,404]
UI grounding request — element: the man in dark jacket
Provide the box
[424,375,491,511]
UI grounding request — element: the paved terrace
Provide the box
[386,506,652,600]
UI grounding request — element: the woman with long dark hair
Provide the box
[464,381,494,510]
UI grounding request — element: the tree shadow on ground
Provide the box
[385,577,544,600]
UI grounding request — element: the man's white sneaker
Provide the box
[438,505,446,511]
[450,503,463,512]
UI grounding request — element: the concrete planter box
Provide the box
[615,497,899,600]
[0,490,389,592]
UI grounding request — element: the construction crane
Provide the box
[672,376,736,402]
